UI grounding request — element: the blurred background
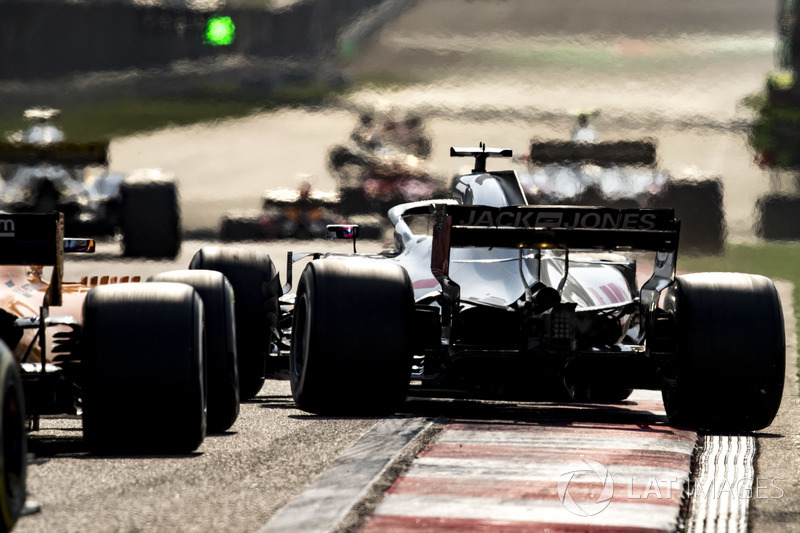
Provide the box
[1,0,798,248]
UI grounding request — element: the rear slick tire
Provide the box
[290,259,414,415]
[190,247,280,400]
[0,344,25,532]
[660,273,785,432]
[119,178,181,259]
[81,283,206,453]
[652,180,725,255]
[149,270,239,433]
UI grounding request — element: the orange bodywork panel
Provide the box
[0,265,140,363]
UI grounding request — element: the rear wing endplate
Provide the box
[528,140,656,167]
[0,213,62,267]
[0,213,95,306]
[0,140,109,166]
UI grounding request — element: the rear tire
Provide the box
[290,259,413,415]
[120,176,181,259]
[219,212,267,241]
[660,273,785,432]
[651,179,725,255]
[81,284,206,453]
[755,193,800,241]
[0,344,25,532]
[149,270,239,433]
[190,247,280,400]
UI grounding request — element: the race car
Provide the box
[200,145,784,434]
[0,211,249,529]
[327,110,446,216]
[0,108,181,259]
[518,114,726,254]
[218,111,446,241]
[220,181,344,241]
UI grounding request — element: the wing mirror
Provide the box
[326,224,359,253]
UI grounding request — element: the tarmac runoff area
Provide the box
[260,279,799,533]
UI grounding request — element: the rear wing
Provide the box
[0,213,95,306]
[528,140,656,167]
[432,204,679,254]
[451,146,512,172]
[0,140,109,166]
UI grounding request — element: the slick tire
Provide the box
[120,178,182,259]
[0,344,25,533]
[149,270,239,433]
[660,273,785,432]
[652,180,725,255]
[755,193,800,241]
[290,259,414,415]
[81,284,206,453]
[219,214,266,242]
[190,247,280,400]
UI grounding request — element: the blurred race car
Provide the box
[328,110,447,215]
[218,111,446,241]
[203,145,784,435]
[220,181,344,241]
[0,108,181,258]
[519,115,726,254]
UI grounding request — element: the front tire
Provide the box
[290,259,414,415]
[660,273,785,432]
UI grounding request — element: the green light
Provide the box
[205,16,235,46]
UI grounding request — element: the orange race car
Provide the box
[0,212,281,530]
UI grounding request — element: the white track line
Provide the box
[687,435,755,533]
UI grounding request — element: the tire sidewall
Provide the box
[149,270,239,433]
[289,259,413,414]
[662,273,785,431]
[0,347,25,532]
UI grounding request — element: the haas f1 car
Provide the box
[0,108,181,258]
[206,146,784,433]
